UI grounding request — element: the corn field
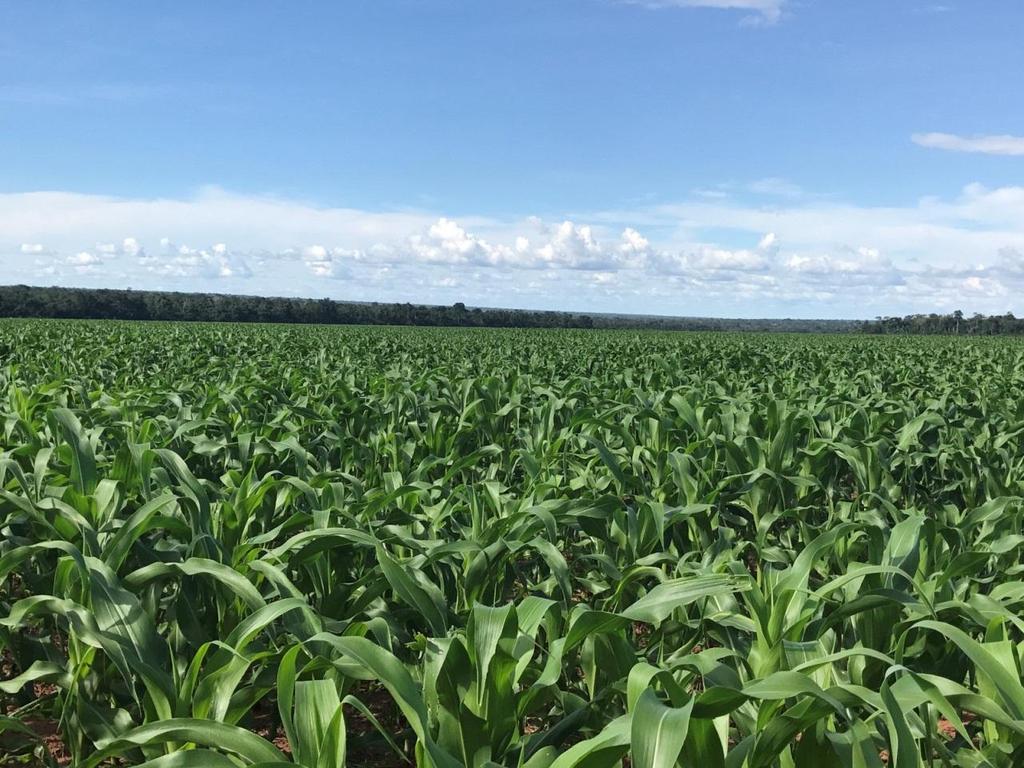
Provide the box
[2,320,1024,767]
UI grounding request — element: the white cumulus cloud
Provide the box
[534,221,610,270]
[407,218,515,267]
[148,242,252,279]
[912,132,1024,156]
[65,251,102,273]
[122,237,144,258]
[785,247,893,275]
[622,0,784,23]
[302,244,358,279]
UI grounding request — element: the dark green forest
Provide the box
[860,310,1024,335]
[2,284,1020,334]
[0,285,855,332]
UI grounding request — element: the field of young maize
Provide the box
[2,320,1024,767]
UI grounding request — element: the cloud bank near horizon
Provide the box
[4,181,1024,318]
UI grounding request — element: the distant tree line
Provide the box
[0,285,602,328]
[0,284,856,332]
[861,311,1024,335]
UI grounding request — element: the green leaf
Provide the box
[621,575,744,625]
[376,544,448,636]
[630,689,694,768]
[82,718,286,767]
[548,714,632,768]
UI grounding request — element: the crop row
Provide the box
[1,321,1023,767]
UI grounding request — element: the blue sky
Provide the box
[3,0,1024,318]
